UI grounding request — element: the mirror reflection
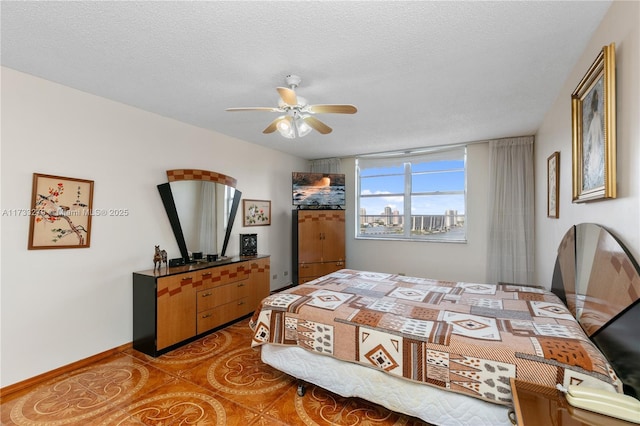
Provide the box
[574,223,601,321]
[171,180,236,256]
[158,169,241,263]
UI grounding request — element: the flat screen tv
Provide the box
[292,172,345,208]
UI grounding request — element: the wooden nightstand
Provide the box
[510,379,634,426]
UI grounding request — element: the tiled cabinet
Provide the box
[293,210,345,284]
[133,256,269,356]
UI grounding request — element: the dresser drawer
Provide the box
[196,264,250,291]
[197,297,250,334]
[197,279,249,312]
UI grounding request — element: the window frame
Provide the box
[355,146,467,243]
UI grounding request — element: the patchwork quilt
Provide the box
[250,269,622,405]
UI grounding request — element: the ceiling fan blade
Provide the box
[262,117,281,134]
[226,107,280,112]
[303,116,333,134]
[277,87,298,106]
[309,104,358,114]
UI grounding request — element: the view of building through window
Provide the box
[356,146,466,242]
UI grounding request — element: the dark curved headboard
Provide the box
[551,224,640,397]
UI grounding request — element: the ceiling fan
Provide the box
[225,74,357,138]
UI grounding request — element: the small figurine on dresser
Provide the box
[153,245,167,271]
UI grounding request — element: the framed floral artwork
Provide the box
[28,173,94,249]
[547,152,559,218]
[571,43,616,202]
[243,199,270,226]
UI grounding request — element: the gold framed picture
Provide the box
[243,199,270,226]
[547,152,560,218]
[28,173,94,249]
[571,43,616,202]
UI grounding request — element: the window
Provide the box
[356,146,466,242]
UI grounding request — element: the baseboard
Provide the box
[0,342,133,398]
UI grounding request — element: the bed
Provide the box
[250,224,640,425]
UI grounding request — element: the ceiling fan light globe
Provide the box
[296,115,313,137]
[278,127,296,138]
[276,117,291,132]
[277,116,295,138]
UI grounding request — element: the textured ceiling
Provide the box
[1,1,611,159]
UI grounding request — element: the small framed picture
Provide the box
[547,152,560,218]
[28,173,94,249]
[571,43,616,202]
[243,199,270,226]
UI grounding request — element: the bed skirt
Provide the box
[261,343,511,425]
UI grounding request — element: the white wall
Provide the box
[343,142,490,283]
[0,67,307,387]
[534,0,640,287]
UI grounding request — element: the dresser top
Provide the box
[134,254,269,278]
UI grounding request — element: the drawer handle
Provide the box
[202,272,212,277]
[201,313,212,319]
[201,292,212,297]
[181,276,192,282]
[238,282,245,287]
[237,301,245,306]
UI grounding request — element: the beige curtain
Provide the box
[309,158,341,173]
[487,136,535,285]
[198,181,217,254]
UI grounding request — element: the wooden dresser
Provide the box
[133,255,269,356]
[292,209,345,285]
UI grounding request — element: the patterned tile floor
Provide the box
[1,319,431,425]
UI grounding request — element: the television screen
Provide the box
[292,172,345,207]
